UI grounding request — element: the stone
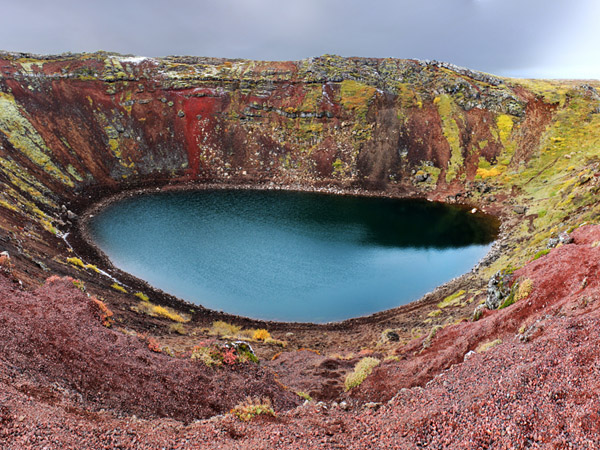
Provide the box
[383,330,400,342]
[0,251,11,272]
[486,270,512,310]
[415,173,429,183]
[513,205,527,215]
[547,231,573,249]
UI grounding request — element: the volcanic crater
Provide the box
[1,52,600,447]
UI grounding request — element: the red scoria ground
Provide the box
[3,225,600,448]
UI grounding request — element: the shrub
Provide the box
[516,278,534,301]
[72,279,86,292]
[191,344,223,366]
[169,323,186,335]
[253,329,271,341]
[190,342,257,366]
[92,297,114,327]
[231,397,275,422]
[297,391,312,401]
[210,320,241,337]
[344,357,380,391]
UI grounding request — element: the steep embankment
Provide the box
[1,52,600,446]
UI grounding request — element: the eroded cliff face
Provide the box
[0,52,571,284]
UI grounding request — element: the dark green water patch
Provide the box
[88,190,498,323]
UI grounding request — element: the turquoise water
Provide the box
[88,190,497,323]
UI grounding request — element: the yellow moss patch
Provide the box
[496,114,514,144]
[134,292,149,302]
[476,167,503,179]
[111,283,127,293]
[133,301,190,323]
[435,94,463,183]
[67,257,85,268]
[340,80,376,119]
[437,290,466,309]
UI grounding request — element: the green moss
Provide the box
[340,80,376,120]
[533,249,550,260]
[434,95,463,183]
[0,93,73,186]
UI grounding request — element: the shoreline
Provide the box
[71,179,506,329]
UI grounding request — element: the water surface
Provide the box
[89,190,497,323]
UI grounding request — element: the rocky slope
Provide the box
[1,51,600,447]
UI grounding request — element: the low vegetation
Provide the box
[344,357,380,391]
[230,397,275,422]
[132,300,190,323]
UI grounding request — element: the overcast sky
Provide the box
[1,0,599,79]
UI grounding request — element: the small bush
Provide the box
[111,283,127,293]
[533,249,550,260]
[191,344,224,366]
[253,329,271,341]
[344,357,380,391]
[210,320,241,337]
[297,391,312,401]
[169,323,186,335]
[72,279,86,292]
[92,297,113,327]
[231,397,275,422]
[516,279,534,301]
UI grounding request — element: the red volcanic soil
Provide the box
[3,226,600,447]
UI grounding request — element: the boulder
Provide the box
[485,270,512,310]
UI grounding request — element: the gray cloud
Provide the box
[0,0,598,78]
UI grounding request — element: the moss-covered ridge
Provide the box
[0,51,598,306]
